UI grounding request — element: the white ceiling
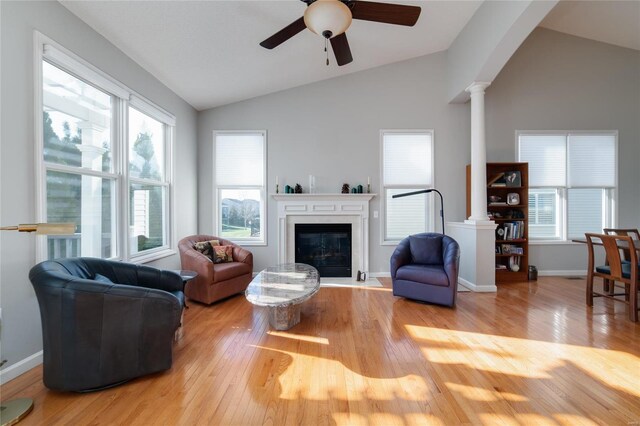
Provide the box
[60,0,482,110]
[60,1,639,111]
[540,0,640,52]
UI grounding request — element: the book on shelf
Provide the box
[489,202,508,206]
[488,172,507,187]
[497,221,525,240]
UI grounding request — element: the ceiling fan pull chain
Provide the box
[325,38,329,66]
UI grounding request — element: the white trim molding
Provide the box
[0,351,43,385]
[272,194,375,277]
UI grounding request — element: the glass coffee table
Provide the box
[245,263,320,330]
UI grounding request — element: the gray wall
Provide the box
[486,28,640,272]
[199,28,640,275]
[198,52,471,273]
[0,1,198,372]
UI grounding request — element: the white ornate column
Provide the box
[447,81,497,292]
[466,81,491,222]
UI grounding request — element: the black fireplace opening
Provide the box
[295,223,352,277]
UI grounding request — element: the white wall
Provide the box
[198,52,471,273]
[486,28,640,273]
[0,1,198,377]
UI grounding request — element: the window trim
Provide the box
[379,129,435,245]
[212,130,268,246]
[516,130,618,243]
[35,31,176,263]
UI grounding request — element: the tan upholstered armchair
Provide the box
[178,235,253,304]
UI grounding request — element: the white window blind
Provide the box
[215,133,264,186]
[383,133,432,185]
[568,188,603,238]
[386,188,428,240]
[519,135,566,187]
[568,134,616,187]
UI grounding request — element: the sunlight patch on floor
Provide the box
[250,345,431,403]
[405,324,640,398]
[266,331,329,345]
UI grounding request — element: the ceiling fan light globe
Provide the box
[304,0,352,38]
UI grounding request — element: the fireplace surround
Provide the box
[272,194,375,278]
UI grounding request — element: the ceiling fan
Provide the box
[260,0,421,66]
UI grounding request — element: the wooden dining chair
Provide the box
[603,228,640,261]
[585,233,638,322]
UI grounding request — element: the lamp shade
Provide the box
[304,0,352,38]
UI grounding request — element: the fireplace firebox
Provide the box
[295,223,352,277]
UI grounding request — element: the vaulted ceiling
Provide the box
[60,1,639,111]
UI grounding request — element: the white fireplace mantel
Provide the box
[272,193,376,277]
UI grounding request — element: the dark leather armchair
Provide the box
[29,257,184,392]
[390,233,460,307]
[178,235,253,304]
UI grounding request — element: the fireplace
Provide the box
[273,193,374,279]
[295,223,352,277]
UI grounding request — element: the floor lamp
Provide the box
[392,189,445,234]
[0,222,75,426]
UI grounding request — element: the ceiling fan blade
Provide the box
[350,1,421,26]
[260,17,307,49]
[330,33,353,66]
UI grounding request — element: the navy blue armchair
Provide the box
[29,257,184,392]
[390,233,460,307]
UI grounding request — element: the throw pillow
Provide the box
[194,240,221,261]
[409,234,443,265]
[212,245,234,264]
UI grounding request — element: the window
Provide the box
[518,132,616,241]
[37,35,175,262]
[381,130,434,243]
[128,105,171,257]
[214,131,266,245]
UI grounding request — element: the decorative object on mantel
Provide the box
[392,189,445,234]
[294,183,303,194]
[284,185,292,194]
[341,183,350,194]
[276,176,279,194]
[309,175,316,194]
[367,177,371,194]
[357,185,363,194]
[351,187,357,193]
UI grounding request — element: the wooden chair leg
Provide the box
[603,279,610,293]
[586,274,594,307]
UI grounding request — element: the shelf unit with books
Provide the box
[466,162,529,282]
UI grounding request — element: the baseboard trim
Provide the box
[458,276,497,293]
[0,351,43,385]
[538,270,587,277]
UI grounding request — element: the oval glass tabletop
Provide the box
[245,263,320,307]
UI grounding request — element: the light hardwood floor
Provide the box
[3,277,640,425]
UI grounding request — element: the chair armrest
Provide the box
[180,246,215,281]
[442,237,461,287]
[136,265,184,293]
[233,246,253,267]
[390,237,412,278]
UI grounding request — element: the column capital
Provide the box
[465,81,491,95]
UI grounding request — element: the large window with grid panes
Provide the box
[37,33,175,262]
[517,132,617,241]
